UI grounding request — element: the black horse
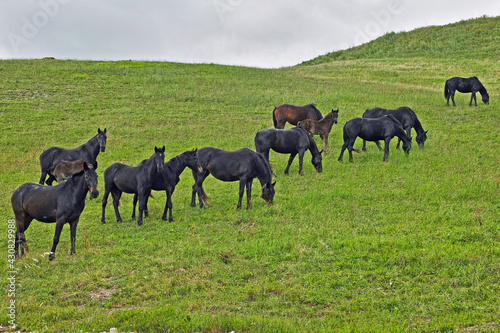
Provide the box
[12,162,99,261]
[254,127,323,175]
[444,76,489,106]
[132,149,202,222]
[190,147,275,209]
[362,107,427,149]
[101,146,165,226]
[338,115,411,162]
[39,128,107,185]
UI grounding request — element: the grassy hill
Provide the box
[1,17,499,333]
[301,15,499,64]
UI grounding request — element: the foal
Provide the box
[101,146,165,226]
[297,109,338,153]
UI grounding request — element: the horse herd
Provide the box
[11,76,489,261]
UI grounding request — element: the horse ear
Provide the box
[162,145,165,152]
[272,181,276,187]
[320,149,324,154]
[425,130,428,134]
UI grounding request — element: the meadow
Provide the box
[1,17,499,332]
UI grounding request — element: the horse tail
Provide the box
[272,107,278,128]
[444,80,450,99]
[308,104,323,119]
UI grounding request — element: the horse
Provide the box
[190,147,275,210]
[362,107,427,149]
[338,115,411,162]
[272,104,323,129]
[444,76,489,106]
[254,127,323,175]
[39,128,107,185]
[131,149,202,222]
[52,160,98,183]
[11,162,99,261]
[101,146,165,226]
[297,109,339,153]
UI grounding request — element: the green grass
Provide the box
[1,17,499,333]
[301,16,500,64]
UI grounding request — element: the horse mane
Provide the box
[384,114,403,126]
[306,104,323,119]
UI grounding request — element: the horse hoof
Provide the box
[137,221,143,226]
[49,252,55,261]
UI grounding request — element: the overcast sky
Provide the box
[1,0,499,68]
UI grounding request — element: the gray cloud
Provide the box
[1,0,499,67]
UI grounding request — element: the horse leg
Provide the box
[194,170,209,208]
[451,90,456,107]
[39,170,47,185]
[246,179,253,209]
[101,184,113,224]
[49,218,66,261]
[284,153,297,175]
[323,134,329,154]
[338,142,348,161]
[69,220,78,255]
[348,138,357,162]
[111,188,123,223]
[297,150,306,176]
[163,189,174,222]
[374,141,383,150]
[46,174,57,186]
[383,138,391,161]
[470,92,477,106]
[237,178,246,209]
[137,189,150,226]
[15,216,32,258]
[362,139,367,151]
[132,193,138,220]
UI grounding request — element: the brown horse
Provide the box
[272,104,323,129]
[297,109,339,154]
[52,160,97,183]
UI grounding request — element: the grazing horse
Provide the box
[255,127,323,175]
[297,109,339,153]
[362,107,427,149]
[101,146,165,226]
[338,115,411,162]
[444,76,489,106]
[272,104,323,129]
[52,160,98,183]
[132,149,202,222]
[39,128,107,185]
[11,162,99,261]
[190,147,275,209]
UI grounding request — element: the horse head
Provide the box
[261,181,276,204]
[97,128,107,152]
[154,146,166,173]
[402,139,412,155]
[482,93,489,105]
[83,162,99,199]
[416,130,428,149]
[311,150,323,173]
[188,149,203,174]
[330,109,339,124]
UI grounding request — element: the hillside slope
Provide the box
[302,15,499,65]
